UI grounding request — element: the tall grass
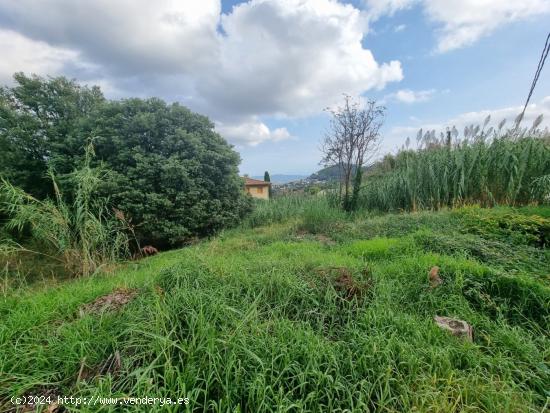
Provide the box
[243,195,313,227]
[0,143,130,277]
[360,135,550,212]
[243,194,354,235]
[2,207,548,412]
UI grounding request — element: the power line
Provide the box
[519,31,550,125]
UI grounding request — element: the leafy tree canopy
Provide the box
[0,73,251,247]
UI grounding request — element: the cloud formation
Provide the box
[386,88,436,103]
[365,0,550,52]
[0,29,79,85]
[394,24,406,32]
[0,0,403,146]
[216,119,292,147]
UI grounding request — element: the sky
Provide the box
[0,0,549,176]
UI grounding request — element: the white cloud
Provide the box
[365,0,550,52]
[384,95,550,151]
[365,0,417,20]
[0,0,221,75]
[0,0,403,146]
[198,0,403,119]
[216,119,292,146]
[426,0,550,53]
[0,29,80,85]
[394,24,406,32]
[386,88,436,103]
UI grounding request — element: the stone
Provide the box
[434,316,473,342]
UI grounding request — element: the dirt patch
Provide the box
[434,316,473,342]
[79,288,137,316]
[428,266,443,289]
[294,229,308,240]
[294,230,336,245]
[315,266,372,300]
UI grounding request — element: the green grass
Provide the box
[1,206,549,412]
[360,136,550,212]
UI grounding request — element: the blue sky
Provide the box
[236,1,550,175]
[0,0,549,176]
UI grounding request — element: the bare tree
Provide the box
[321,95,385,211]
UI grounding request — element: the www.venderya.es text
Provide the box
[11,395,190,407]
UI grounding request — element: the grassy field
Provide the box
[1,201,549,412]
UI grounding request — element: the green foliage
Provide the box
[264,170,272,197]
[345,237,410,260]
[0,73,251,246]
[91,97,251,246]
[456,207,550,247]
[309,164,346,181]
[244,194,312,227]
[0,143,129,277]
[299,197,348,234]
[1,206,549,412]
[0,73,105,198]
[412,229,546,277]
[360,136,550,212]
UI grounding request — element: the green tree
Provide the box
[0,73,252,247]
[263,170,272,198]
[0,73,104,198]
[91,98,251,246]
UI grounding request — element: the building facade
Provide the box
[243,177,271,200]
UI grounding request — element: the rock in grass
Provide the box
[428,266,443,288]
[434,316,473,342]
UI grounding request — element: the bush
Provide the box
[0,74,251,247]
[0,143,130,277]
[457,207,550,247]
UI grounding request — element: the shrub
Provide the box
[457,207,550,247]
[0,74,251,247]
[0,143,130,277]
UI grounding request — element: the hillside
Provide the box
[308,164,369,182]
[2,201,549,412]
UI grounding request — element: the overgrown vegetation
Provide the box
[359,125,550,212]
[1,72,550,412]
[0,143,130,278]
[0,73,251,247]
[1,205,548,412]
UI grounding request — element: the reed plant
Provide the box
[360,127,550,212]
[0,142,130,277]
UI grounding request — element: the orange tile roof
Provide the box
[243,177,271,186]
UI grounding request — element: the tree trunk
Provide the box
[350,166,363,211]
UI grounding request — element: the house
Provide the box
[243,177,271,200]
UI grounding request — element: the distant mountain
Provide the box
[308,165,341,181]
[308,164,369,182]
[252,174,308,184]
